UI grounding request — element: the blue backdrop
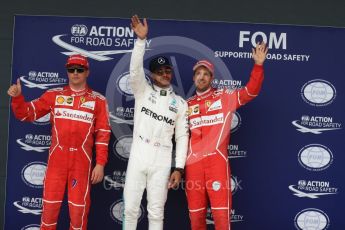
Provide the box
[5,15,344,230]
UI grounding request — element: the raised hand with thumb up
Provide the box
[7,78,22,97]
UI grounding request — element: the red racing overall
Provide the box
[11,85,110,230]
[186,64,264,230]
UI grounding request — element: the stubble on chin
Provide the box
[196,86,208,93]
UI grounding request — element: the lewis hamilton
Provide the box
[123,15,189,230]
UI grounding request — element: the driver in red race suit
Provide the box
[7,54,111,230]
[185,43,268,230]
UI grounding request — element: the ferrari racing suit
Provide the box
[186,64,264,230]
[123,38,189,230]
[11,85,111,230]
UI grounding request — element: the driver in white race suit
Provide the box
[123,15,189,230]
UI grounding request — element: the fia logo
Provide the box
[71,24,88,36]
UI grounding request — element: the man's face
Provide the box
[193,66,213,92]
[67,65,89,87]
[151,66,173,88]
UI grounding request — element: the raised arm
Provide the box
[129,15,150,96]
[8,78,52,121]
[235,42,268,108]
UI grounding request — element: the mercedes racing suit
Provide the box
[11,85,111,230]
[123,39,189,230]
[186,64,264,230]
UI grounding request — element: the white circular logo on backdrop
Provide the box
[33,113,50,125]
[25,134,34,141]
[28,71,37,78]
[113,135,133,161]
[230,175,242,195]
[116,72,134,96]
[110,199,144,224]
[21,224,40,230]
[21,162,47,188]
[230,112,241,133]
[301,79,336,106]
[116,71,151,97]
[298,144,333,171]
[71,24,88,36]
[294,208,330,230]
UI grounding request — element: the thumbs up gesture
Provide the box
[7,78,22,97]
